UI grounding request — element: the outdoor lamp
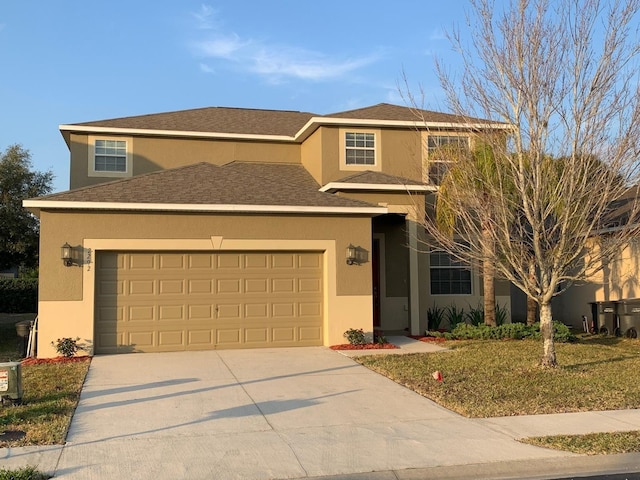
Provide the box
[346,244,357,265]
[61,243,73,267]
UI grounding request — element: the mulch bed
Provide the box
[21,355,92,365]
[330,343,399,350]
[407,335,448,343]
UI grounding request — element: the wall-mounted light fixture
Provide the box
[61,243,73,267]
[346,244,357,265]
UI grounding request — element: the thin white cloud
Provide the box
[195,34,250,59]
[189,6,379,82]
[199,63,215,74]
[192,4,217,30]
[250,48,377,81]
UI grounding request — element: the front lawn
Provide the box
[0,360,90,447]
[357,335,640,417]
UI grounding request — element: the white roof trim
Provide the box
[59,125,295,142]
[60,117,513,144]
[319,182,436,193]
[23,199,387,215]
[294,117,513,140]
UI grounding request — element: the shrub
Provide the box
[343,328,366,345]
[51,337,83,357]
[427,304,446,331]
[445,304,465,330]
[0,279,37,313]
[465,304,484,326]
[448,321,576,342]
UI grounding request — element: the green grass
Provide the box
[521,431,640,455]
[0,466,50,480]
[0,360,90,447]
[357,335,640,418]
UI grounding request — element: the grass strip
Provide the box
[521,431,640,455]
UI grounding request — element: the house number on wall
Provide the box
[86,249,92,271]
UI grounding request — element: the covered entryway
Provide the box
[94,251,323,353]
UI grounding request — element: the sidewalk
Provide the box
[2,337,640,479]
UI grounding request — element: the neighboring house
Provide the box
[24,103,511,357]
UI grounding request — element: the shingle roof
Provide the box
[325,103,494,125]
[69,107,316,137]
[336,171,425,186]
[34,162,380,210]
[62,103,502,139]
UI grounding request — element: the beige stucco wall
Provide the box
[69,134,302,189]
[36,210,374,357]
[317,127,423,185]
[554,240,640,329]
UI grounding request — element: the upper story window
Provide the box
[88,136,133,178]
[339,128,381,171]
[429,249,472,295]
[425,135,470,185]
[345,132,375,165]
[95,140,127,172]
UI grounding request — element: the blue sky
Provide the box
[0,1,471,192]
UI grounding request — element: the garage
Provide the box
[94,251,324,353]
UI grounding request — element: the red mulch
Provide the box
[21,356,92,365]
[330,343,399,350]
[408,335,448,343]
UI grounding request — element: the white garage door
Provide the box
[94,251,323,353]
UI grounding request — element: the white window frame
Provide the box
[88,136,133,178]
[339,128,381,171]
[422,133,470,184]
[429,249,473,296]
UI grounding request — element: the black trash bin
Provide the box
[14,320,32,357]
[617,299,640,338]
[590,301,619,336]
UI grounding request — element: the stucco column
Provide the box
[407,219,421,335]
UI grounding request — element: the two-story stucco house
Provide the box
[24,103,511,357]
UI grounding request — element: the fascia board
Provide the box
[23,199,387,215]
[319,182,437,193]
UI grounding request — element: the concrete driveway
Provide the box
[44,346,576,479]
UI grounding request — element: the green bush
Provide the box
[0,279,37,313]
[427,304,445,331]
[344,328,366,345]
[447,321,576,342]
[0,466,49,480]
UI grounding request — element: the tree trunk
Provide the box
[526,297,537,325]
[539,302,557,367]
[483,228,496,327]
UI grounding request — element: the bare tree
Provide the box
[422,0,640,366]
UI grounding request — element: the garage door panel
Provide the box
[129,254,155,270]
[158,330,184,346]
[159,305,183,321]
[129,306,155,321]
[217,279,241,294]
[95,251,323,353]
[188,305,212,319]
[159,280,184,295]
[159,254,185,269]
[129,280,154,295]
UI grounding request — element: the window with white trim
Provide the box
[94,139,127,172]
[426,135,470,185]
[88,136,132,178]
[345,132,376,165]
[429,249,472,295]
